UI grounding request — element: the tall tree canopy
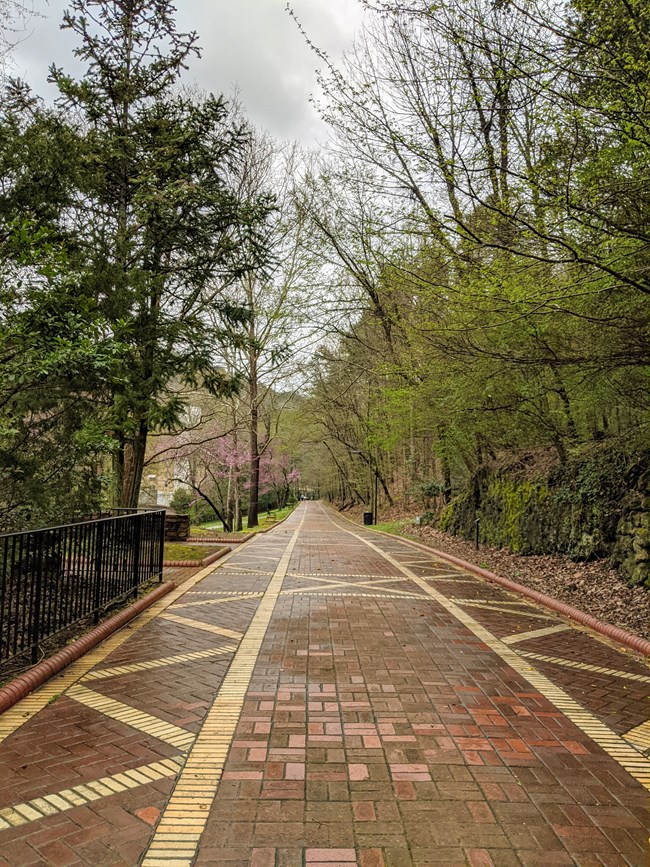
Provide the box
[48,0,276,507]
[0,0,277,524]
[294,0,649,555]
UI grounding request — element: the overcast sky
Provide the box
[9,0,365,145]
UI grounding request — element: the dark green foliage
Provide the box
[0,0,276,525]
[169,488,218,525]
[0,220,122,529]
[45,0,275,507]
[437,442,649,583]
[191,500,217,525]
[298,0,649,587]
[169,487,192,515]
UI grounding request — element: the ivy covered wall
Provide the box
[434,445,650,587]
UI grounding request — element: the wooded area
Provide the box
[296,0,649,584]
[0,0,647,583]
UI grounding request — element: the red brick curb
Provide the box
[372,529,650,657]
[0,582,175,715]
[163,545,231,568]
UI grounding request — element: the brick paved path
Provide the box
[0,503,648,866]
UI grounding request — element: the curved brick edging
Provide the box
[163,546,231,568]
[202,546,231,566]
[0,582,175,715]
[371,529,650,657]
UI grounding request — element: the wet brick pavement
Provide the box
[0,503,647,866]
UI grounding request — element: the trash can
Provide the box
[363,511,373,525]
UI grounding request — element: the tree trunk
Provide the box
[247,312,260,528]
[443,460,452,505]
[225,466,233,532]
[112,437,126,508]
[248,415,260,527]
[235,486,242,532]
[550,366,578,443]
[375,463,394,507]
[120,420,148,508]
[184,483,231,532]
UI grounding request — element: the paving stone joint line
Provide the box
[327,505,650,793]
[141,511,307,867]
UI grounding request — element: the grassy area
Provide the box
[197,504,297,535]
[246,504,296,533]
[164,543,222,562]
[373,518,420,538]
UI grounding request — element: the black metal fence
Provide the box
[0,509,165,665]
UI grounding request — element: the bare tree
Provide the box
[214,127,322,526]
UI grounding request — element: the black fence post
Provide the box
[31,532,44,664]
[132,513,142,599]
[93,521,104,624]
[158,511,166,582]
[373,471,379,525]
[0,537,7,662]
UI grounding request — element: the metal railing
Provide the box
[0,509,166,665]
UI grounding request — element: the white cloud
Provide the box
[8,0,365,145]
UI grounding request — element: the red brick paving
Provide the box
[0,504,648,865]
[0,699,179,808]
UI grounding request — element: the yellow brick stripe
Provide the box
[287,572,410,581]
[67,685,195,751]
[182,590,265,597]
[215,567,270,576]
[141,512,306,867]
[452,597,538,608]
[0,543,253,744]
[302,575,411,587]
[624,720,650,751]
[331,512,650,792]
[402,562,463,573]
[502,625,572,645]
[174,592,263,610]
[282,578,424,598]
[414,568,462,574]
[517,650,650,684]
[180,591,225,596]
[82,645,238,682]
[450,598,556,620]
[0,756,183,832]
[281,590,429,601]
[422,575,481,583]
[159,613,243,640]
